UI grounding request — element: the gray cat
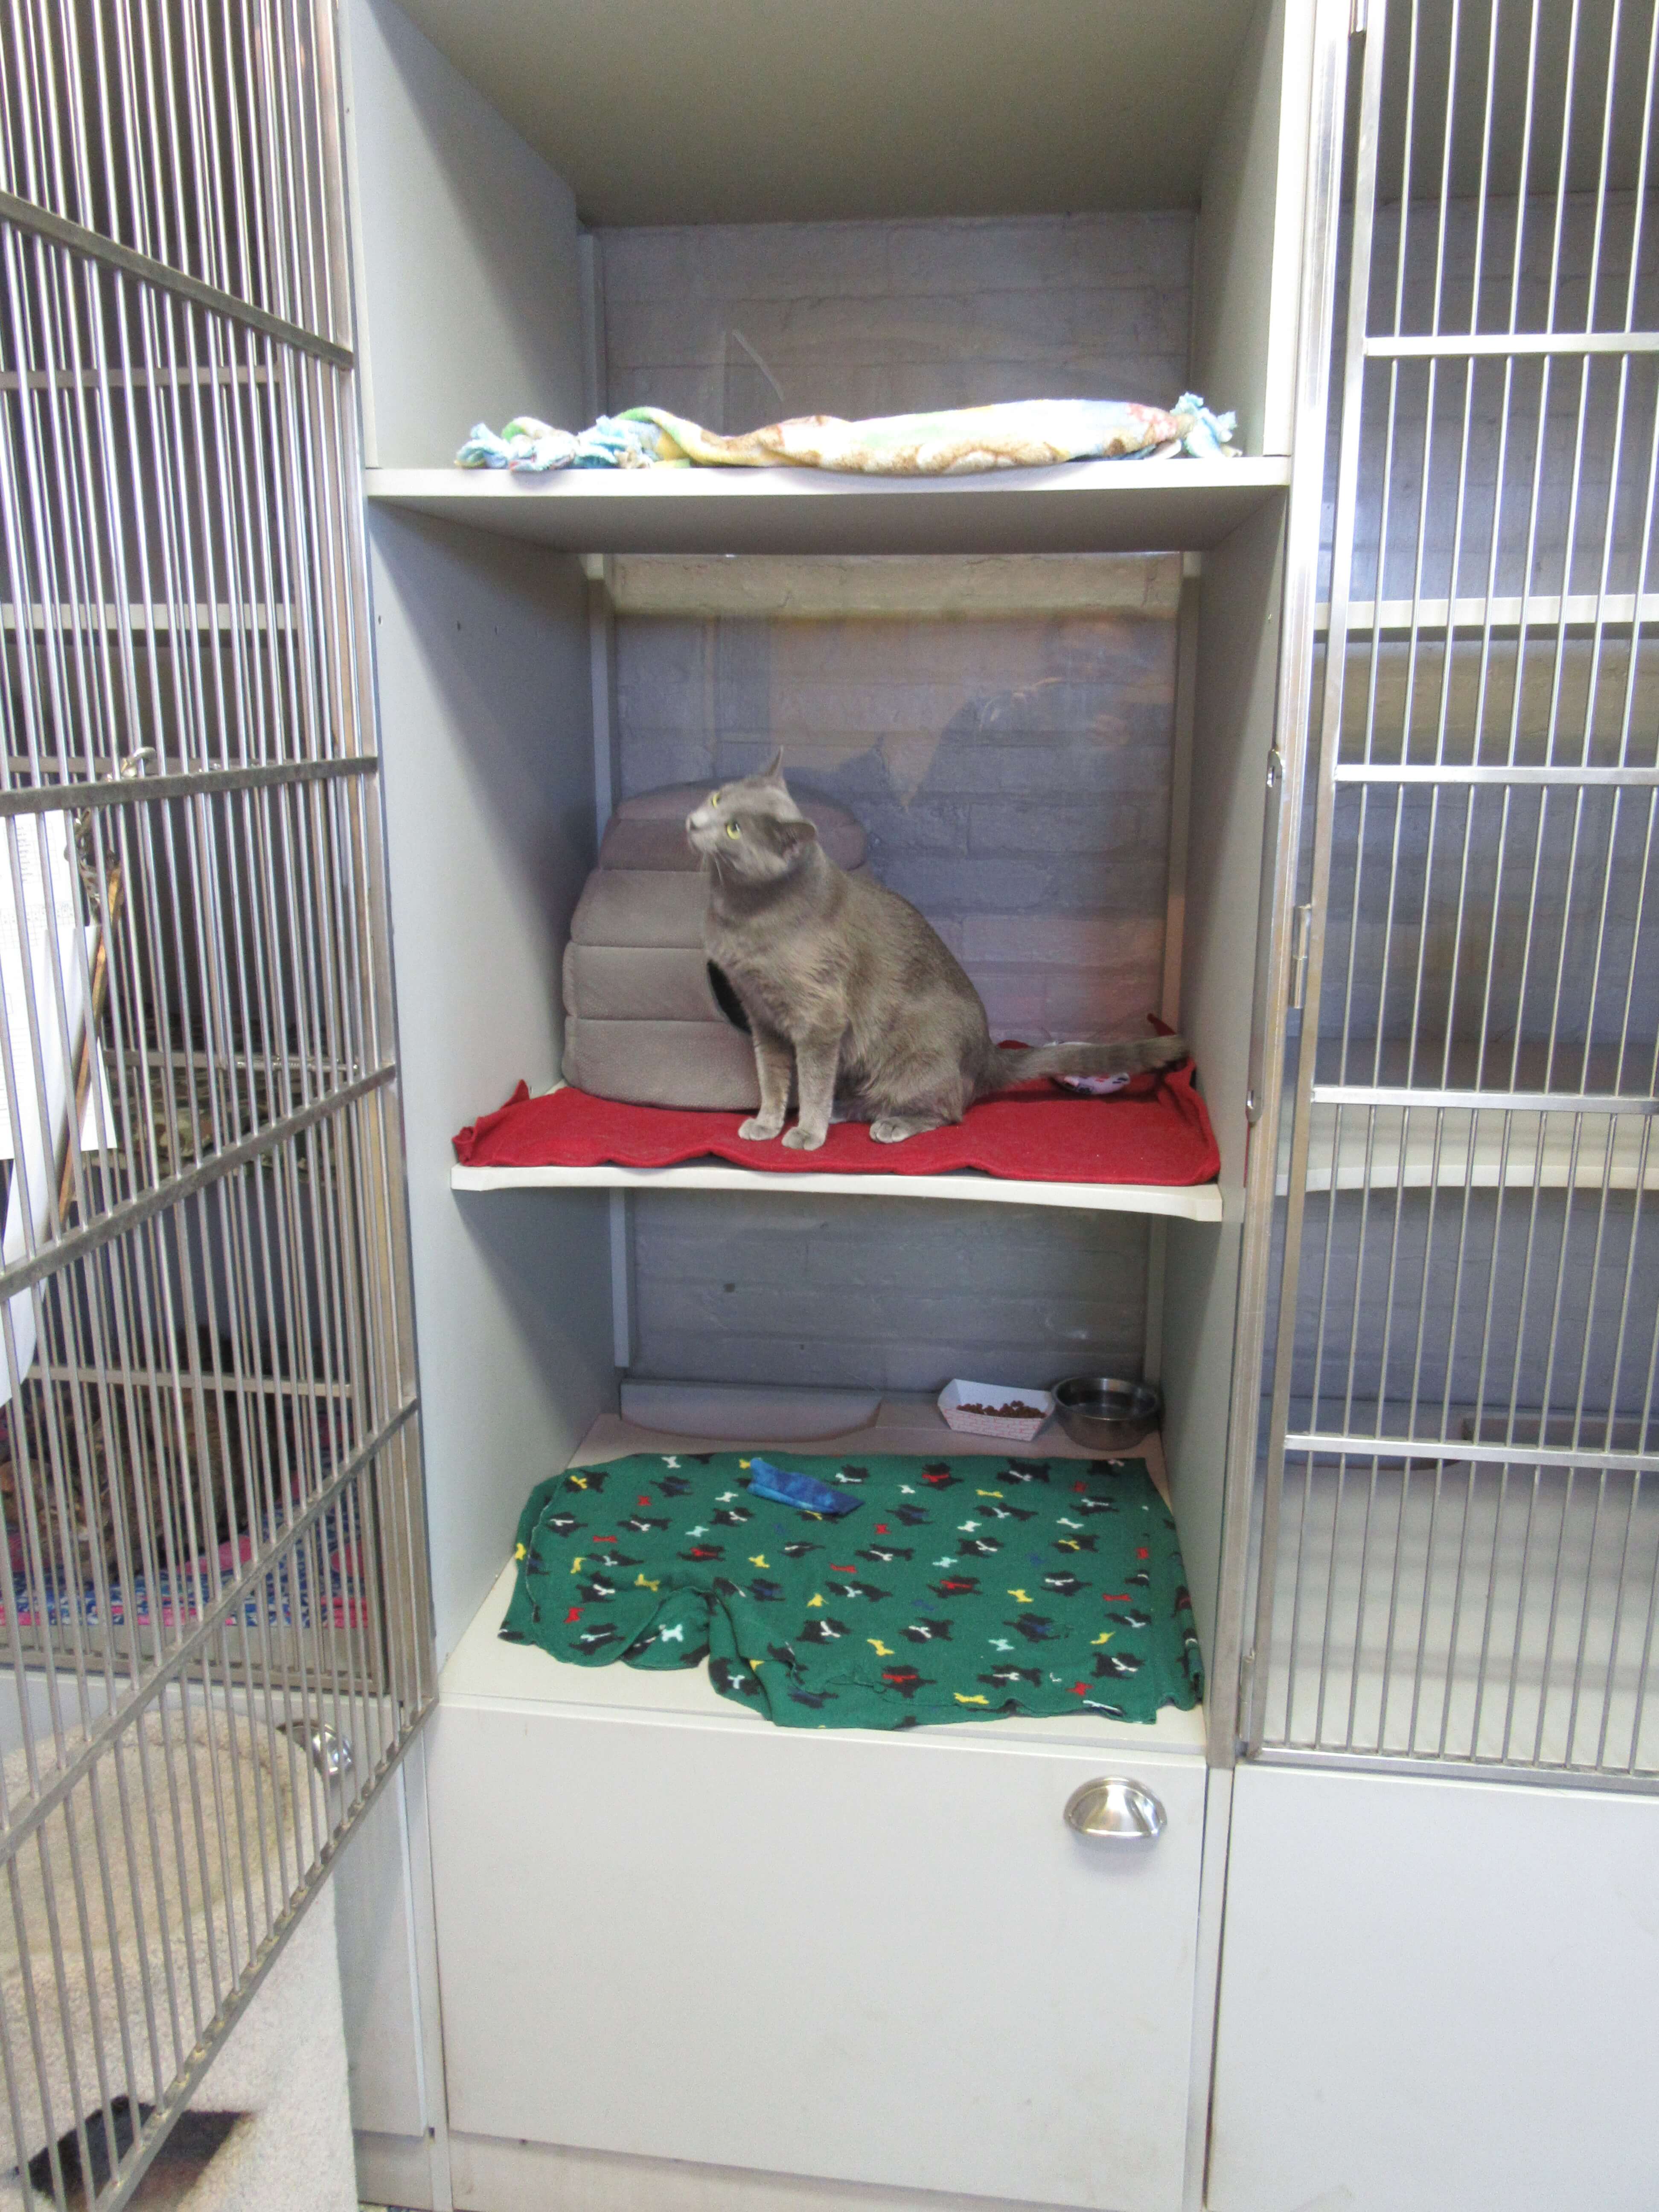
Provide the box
[687,755,1185,1150]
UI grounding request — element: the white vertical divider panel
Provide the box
[583,555,638,1371]
[373,516,615,1579]
[335,1738,456,2211]
[1158,498,1286,1741]
[1142,1230,1167,1387]
[333,1776,426,2143]
[345,0,612,1670]
[582,206,626,1377]
[577,230,608,426]
[1161,560,1202,1031]
[585,562,620,844]
[1159,0,1318,1690]
[608,1193,637,1369]
[1147,557,1205,1389]
[1190,0,1315,457]
[339,9,614,2193]
[1182,1764,1233,2212]
[352,507,616,2192]
[1179,509,1285,1223]
[342,0,587,463]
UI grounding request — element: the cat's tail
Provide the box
[981,1035,1188,1090]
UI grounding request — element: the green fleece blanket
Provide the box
[500,1450,1203,1731]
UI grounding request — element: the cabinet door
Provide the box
[1209,1764,1659,2212]
[427,1706,1207,2212]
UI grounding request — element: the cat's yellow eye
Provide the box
[709,790,721,807]
[725,821,742,838]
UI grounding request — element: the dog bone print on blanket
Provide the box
[455,393,1239,475]
[501,1449,1204,1731]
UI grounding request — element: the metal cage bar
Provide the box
[1251,0,1659,1784]
[0,5,431,2203]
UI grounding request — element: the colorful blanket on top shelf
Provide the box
[454,394,1239,475]
[500,1450,1204,1732]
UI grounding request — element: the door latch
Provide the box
[1288,905,1314,1013]
[1235,1647,1258,1752]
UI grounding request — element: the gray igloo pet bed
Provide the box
[562,781,867,1109]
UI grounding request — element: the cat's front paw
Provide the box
[782,1124,827,1151]
[871,1115,932,1143]
[738,1116,785,1141]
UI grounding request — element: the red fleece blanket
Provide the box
[453,1062,1219,1187]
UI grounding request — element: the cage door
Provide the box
[0,3,433,2202]
[1248,0,1659,1783]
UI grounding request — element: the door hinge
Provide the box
[1235,1647,1258,1752]
[1350,0,1369,35]
[1287,904,1314,1013]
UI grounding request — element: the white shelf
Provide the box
[452,1157,1224,1221]
[441,1405,1208,1755]
[364,458,1289,557]
[1280,1100,1659,1196]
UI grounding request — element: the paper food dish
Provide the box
[937,1378,1057,1443]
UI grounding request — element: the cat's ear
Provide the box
[760,748,787,785]
[775,816,818,852]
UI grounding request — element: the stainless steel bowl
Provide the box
[1052,1375,1163,1452]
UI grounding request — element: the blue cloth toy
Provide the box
[745,1457,862,1516]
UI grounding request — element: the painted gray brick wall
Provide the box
[597,212,1193,431]
[616,610,1175,1040]
[616,605,1174,1389]
[605,211,1185,1394]
[631,1192,1148,1396]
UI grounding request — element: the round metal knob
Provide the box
[279,1720,353,1781]
[1063,1776,1166,1842]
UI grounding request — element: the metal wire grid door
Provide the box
[0,3,432,2202]
[1249,0,1659,1784]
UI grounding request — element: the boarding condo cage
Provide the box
[1234,0,1659,1790]
[0,2,431,2203]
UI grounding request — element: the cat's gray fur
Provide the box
[687,755,1185,1150]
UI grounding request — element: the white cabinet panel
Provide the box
[333,1770,425,2139]
[427,1703,1207,2212]
[1210,1763,1659,2212]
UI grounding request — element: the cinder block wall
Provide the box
[598,213,1187,1394]
[615,612,1175,1042]
[598,211,1193,431]
[632,1191,1149,1395]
